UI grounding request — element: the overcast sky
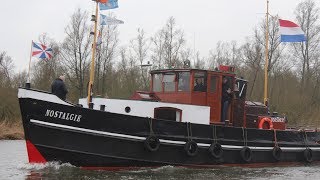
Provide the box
[0,0,313,72]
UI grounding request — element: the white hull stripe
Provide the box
[30,119,320,152]
[18,89,72,106]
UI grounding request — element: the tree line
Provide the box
[1,0,319,127]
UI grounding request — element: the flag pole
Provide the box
[263,0,269,106]
[87,0,99,106]
[27,41,33,83]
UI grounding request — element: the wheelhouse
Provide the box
[149,66,248,125]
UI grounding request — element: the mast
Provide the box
[263,0,269,106]
[87,1,100,105]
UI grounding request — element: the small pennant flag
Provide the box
[279,19,306,42]
[99,0,118,10]
[100,14,124,25]
[32,42,53,59]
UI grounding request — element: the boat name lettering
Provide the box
[271,117,285,123]
[45,109,81,122]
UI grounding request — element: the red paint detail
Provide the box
[279,19,299,27]
[25,140,47,163]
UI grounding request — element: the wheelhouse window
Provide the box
[163,73,176,92]
[210,76,217,93]
[178,72,190,92]
[153,74,162,92]
[193,72,207,92]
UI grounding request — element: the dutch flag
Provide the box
[279,19,306,42]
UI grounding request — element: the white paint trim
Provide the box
[18,88,72,106]
[30,119,145,140]
[30,119,320,152]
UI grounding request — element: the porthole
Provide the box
[125,106,131,113]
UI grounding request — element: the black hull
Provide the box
[19,89,320,167]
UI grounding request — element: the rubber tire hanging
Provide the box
[209,143,223,159]
[240,146,252,163]
[144,135,160,152]
[184,140,198,157]
[272,146,282,161]
[303,148,313,163]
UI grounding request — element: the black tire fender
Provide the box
[303,148,313,163]
[144,135,160,152]
[272,146,282,161]
[184,140,198,157]
[240,146,252,163]
[209,143,223,159]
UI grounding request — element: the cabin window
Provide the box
[210,76,218,93]
[154,107,182,122]
[163,73,176,92]
[153,74,162,92]
[178,72,190,92]
[194,72,207,92]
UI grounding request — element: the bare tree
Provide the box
[60,9,92,98]
[96,21,119,96]
[151,17,185,69]
[151,29,165,69]
[0,52,14,87]
[130,28,149,89]
[293,0,320,90]
[208,41,241,69]
[239,35,263,99]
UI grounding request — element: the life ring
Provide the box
[184,140,198,157]
[258,117,274,130]
[272,146,282,161]
[144,135,160,152]
[209,143,223,159]
[240,146,252,163]
[303,148,313,163]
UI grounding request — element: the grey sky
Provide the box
[0,0,311,72]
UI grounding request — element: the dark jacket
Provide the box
[222,83,232,103]
[51,78,68,100]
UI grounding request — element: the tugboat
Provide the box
[18,64,320,167]
[18,0,320,168]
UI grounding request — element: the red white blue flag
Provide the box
[279,19,306,42]
[32,42,53,59]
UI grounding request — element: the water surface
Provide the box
[1,140,320,180]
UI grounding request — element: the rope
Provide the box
[212,125,218,143]
[189,123,193,138]
[273,129,278,147]
[242,127,248,147]
[304,130,309,149]
[186,122,193,141]
[186,122,190,141]
[148,118,154,135]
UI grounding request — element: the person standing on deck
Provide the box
[51,75,68,101]
[221,77,232,123]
